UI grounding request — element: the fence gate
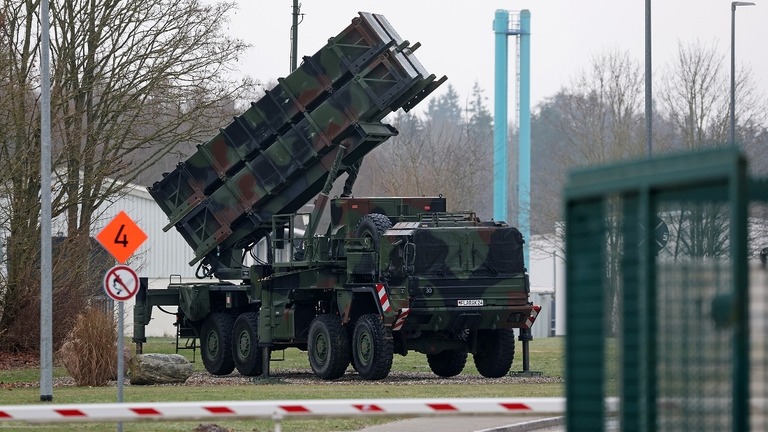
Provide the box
[564,147,768,431]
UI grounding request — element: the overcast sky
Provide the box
[225,0,768,113]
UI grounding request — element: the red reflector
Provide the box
[352,204,358,209]
[424,205,431,211]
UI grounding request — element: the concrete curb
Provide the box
[476,416,565,432]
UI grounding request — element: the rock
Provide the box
[192,424,234,432]
[128,353,193,385]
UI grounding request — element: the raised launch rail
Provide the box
[148,12,446,277]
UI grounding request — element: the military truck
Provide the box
[133,12,537,381]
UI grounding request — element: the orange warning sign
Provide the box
[96,211,148,264]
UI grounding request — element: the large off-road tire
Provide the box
[473,329,516,378]
[355,213,393,250]
[200,312,236,376]
[307,314,350,380]
[232,312,263,377]
[352,314,393,380]
[427,348,468,377]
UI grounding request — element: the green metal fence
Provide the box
[564,147,768,431]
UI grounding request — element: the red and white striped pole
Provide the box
[0,398,568,423]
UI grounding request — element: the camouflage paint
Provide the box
[330,196,447,229]
[377,222,533,335]
[148,163,205,230]
[199,132,242,178]
[135,13,538,381]
[308,15,393,87]
[147,11,443,269]
[280,60,332,110]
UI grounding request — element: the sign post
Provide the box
[96,211,147,432]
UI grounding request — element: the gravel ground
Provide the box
[183,369,563,386]
[4,369,562,389]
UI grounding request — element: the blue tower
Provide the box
[493,10,531,262]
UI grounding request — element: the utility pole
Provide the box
[730,2,756,145]
[290,0,301,72]
[645,0,652,158]
[39,0,54,403]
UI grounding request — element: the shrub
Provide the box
[57,307,126,386]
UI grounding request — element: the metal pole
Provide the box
[39,0,54,403]
[730,4,753,430]
[730,2,756,146]
[552,250,556,298]
[520,328,531,372]
[645,0,652,157]
[117,302,124,432]
[273,414,283,432]
[552,250,557,338]
[290,0,300,72]
[730,3,736,145]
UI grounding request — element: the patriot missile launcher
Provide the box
[133,12,538,381]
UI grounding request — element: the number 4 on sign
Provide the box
[96,211,148,264]
[114,224,129,247]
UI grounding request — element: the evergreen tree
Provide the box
[426,84,462,126]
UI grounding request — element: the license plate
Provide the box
[458,299,484,307]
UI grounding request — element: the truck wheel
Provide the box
[200,313,235,375]
[355,213,393,250]
[427,348,468,377]
[473,329,516,378]
[352,314,393,380]
[232,312,263,377]
[308,314,350,380]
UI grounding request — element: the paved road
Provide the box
[357,415,564,432]
[512,417,621,432]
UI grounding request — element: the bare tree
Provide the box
[657,41,727,150]
[364,111,429,197]
[659,41,768,174]
[557,49,646,165]
[362,84,494,219]
[531,49,645,246]
[528,50,645,336]
[656,41,768,262]
[0,0,47,348]
[0,0,252,350]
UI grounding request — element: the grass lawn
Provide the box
[0,336,565,431]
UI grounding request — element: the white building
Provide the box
[527,234,565,338]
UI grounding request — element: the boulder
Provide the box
[193,424,234,432]
[128,353,193,385]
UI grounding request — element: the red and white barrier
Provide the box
[0,398,567,423]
